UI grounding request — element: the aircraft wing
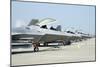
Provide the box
[38,33,81,43]
[39,34,69,42]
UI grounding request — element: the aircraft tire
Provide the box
[63,41,71,45]
[44,42,48,46]
[34,47,39,52]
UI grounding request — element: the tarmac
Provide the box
[11,38,95,66]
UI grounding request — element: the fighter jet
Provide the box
[65,28,93,41]
[12,18,82,52]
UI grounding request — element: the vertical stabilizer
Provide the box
[56,25,61,31]
[28,19,39,26]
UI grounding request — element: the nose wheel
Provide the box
[32,42,40,52]
[34,47,39,52]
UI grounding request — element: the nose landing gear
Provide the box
[32,42,40,52]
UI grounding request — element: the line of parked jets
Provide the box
[12,18,94,52]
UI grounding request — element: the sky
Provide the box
[12,1,95,35]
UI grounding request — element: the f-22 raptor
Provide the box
[12,18,88,52]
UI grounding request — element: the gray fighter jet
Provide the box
[12,18,83,52]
